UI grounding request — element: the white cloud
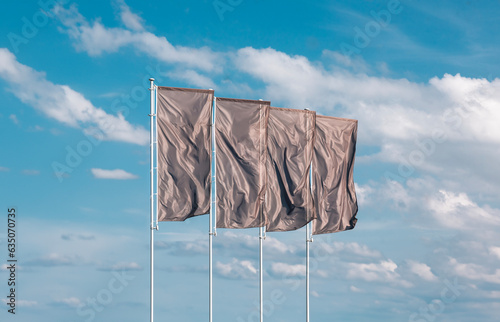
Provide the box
[0,48,148,145]
[427,190,500,230]
[54,4,220,72]
[98,261,142,271]
[9,114,19,124]
[22,169,40,176]
[449,258,500,284]
[407,260,438,282]
[489,247,500,260]
[350,285,363,293]
[116,0,145,31]
[0,166,9,172]
[216,258,257,279]
[166,69,217,89]
[91,168,138,180]
[27,253,79,267]
[271,262,305,277]
[347,260,412,287]
[315,240,381,258]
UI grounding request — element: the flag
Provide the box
[312,115,358,235]
[157,87,213,221]
[265,107,316,232]
[215,98,270,229]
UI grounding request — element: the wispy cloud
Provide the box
[97,261,142,271]
[0,48,148,145]
[22,169,40,176]
[9,114,19,124]
[0,166,9,172]
[54,3,221,72]
[26,253,80,267]
[91,168,138,179]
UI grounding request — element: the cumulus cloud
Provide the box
[91,168,138,179]
[0,48,148,145]
[347,260,412,287]
[406,260,438,282]
[216,258,257,279]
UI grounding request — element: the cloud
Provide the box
[26,253,79,267]
[270,262,305,277]
[9,114,19,124]
[347,260,412,287]
[449,258,500,284]
[0,166,9,172]
[427,190,500,230]
[52,297,82,308]
[406,260,438,282]
[61,233,95,241]
[166,69,217,89]
[54,3,221,72]
[215,258,257,279]
[116,0,145,31]
[490,247,500,260]
[91,168,138,179]
[350,285,364,293]
[98,261,142,271]
[22,169,40,176]
[155,239,207,256]
[0,48,148,145]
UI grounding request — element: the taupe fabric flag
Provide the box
[215,98,270,229]
[157,87,213,221]
[312,116,358,235]
[265,107,316,232]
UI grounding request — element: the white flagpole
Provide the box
[149,78,157,322]
[209,94,217,322]
[306,222,311,322]
[305,108,313,322]
[259,225,265,322]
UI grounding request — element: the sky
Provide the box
[1,0,500,321]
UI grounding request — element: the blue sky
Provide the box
[1,0,500,321]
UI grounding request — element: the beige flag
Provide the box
[157,87,213,221]
[265,107,316,232]
[312,115,358,235]
[215,98,270,229]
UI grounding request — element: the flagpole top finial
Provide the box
[149,78,155,82]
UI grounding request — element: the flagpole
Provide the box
[149,78,156,322]
[209,94,217,322]
[259,225,264,322]
[305,108,313,322]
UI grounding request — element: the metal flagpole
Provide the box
[209,94,217,322]
[149,78,157,322]
[306,222,311,322]
[305,108,313,322]
[259,226,265,322]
